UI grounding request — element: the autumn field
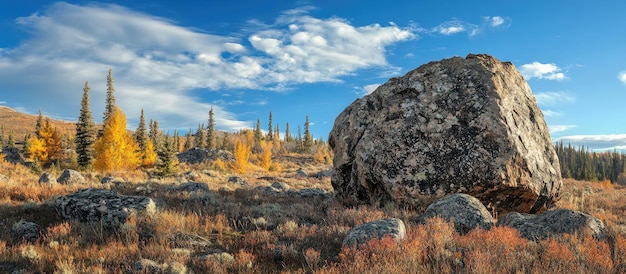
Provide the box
[0,150,626,273]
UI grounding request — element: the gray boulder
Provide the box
[415,193,494,234]
[497,209,607,241]
[38,172,57,184]
[177,148,234,165]
[57,169,85,185]
[329,54,561,214]
[343,218,406,248]
[11,220,41,243]
[56,188,156,228]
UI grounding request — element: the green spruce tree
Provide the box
[195,123,205,148]
[103,68,116,124]
[254,118,262,143]
[75,81,98,169]
[184,128,193,151]
[134,108,148,151]
[267,111,273,141]
[303,115,313,152]
[207,107,216,149]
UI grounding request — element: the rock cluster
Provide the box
[2,147,26,165]
[497,209,606,240]
[177,148,234,165]
[343,218,406,248]
[38,172,56,184]
[56,188,156,228]
[329,54,561,214]
[415,193,494,234]
[414,194,606,241]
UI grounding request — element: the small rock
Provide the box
[497,209,607,241]
[0,173,9,183]
[11,220,41,243]
[38,172,56,184]
[57,169,85,185]
[100,176,123,185]
[181,171,200,181]
[415,193,495,235]
[297,188,332,198]
[271,181,290,191]
[295,169,308,177]
[343,218,406,248]
[312,169,333,179]
[228,176,249,186]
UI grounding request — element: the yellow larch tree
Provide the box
[231,135,252,174]
[141,139,158,168]
[28,117,61,166]
[258,140,273,171]
[94,106,141,173]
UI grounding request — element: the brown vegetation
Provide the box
[1,150,625,273]
[0,106,76,142]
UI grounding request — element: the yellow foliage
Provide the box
[28,118,62,165]
[231,137,251,174]
[313,145,332,164]
[94,107,141,173]
[211,158,228,173]
[141,139,157,168]
[258,140,273,171]
[28,137,48,163]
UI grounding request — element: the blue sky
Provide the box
[1,1,625,150]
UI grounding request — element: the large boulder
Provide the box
[497,209,607,241]
[177,148,234,165]
[415,193,494,234]
[56,188,156,228]
[57,169,85,185]
[329,54,561,214]
[2,147,26,165]
[343,218,406,248]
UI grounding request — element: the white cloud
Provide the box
[433,21,466,35]
[519,62,566,80]
[489,16,505,27]
[362,84,381,96]
[549,125,577,134]
[555,134,626,151]
[534,91,576,106]
[0,3,415,132]
[619,71,626,84]
[541,110,562,117]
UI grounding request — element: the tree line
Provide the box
[554,141,626,183]
[1,69,330,175]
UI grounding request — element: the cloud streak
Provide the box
[555,134,626,151]
[519,62,566,80]
[0,2,415,131]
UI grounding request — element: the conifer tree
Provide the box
[254,118,262,143]
[195,123,205,148]
[285,122,291,142]
[103,68,116,124]
[155,134,178,176]
[303,115,313,152]
[7,131,15,148]
[184,129,193,151]
[296,125,304,152]
[267,111,273,141]
[134,108,148,150]
[22,133,31,158]
[75,81,98,169]
[94,106,141,173]
[149,119,161,147]
[207,107,216,149]
[173,130,180,152]
[274,124,280,141]
[35,109,44,138]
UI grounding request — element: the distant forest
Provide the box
[554,141,626,183]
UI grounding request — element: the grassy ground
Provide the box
[0,156,625,273]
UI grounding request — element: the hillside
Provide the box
[0,106,78,141]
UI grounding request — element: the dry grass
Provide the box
[1,155,625,273]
